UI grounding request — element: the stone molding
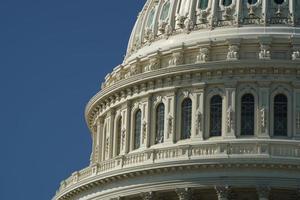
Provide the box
[54,140,300,200]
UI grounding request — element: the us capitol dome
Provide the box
[54,0,300,199]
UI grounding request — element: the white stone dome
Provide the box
[54,1,300,200]
[125,0,300,62]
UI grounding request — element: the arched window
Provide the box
[134,110,142,150]
[116,117,122,156]
[274,0,284,5]
[155,103,165,144]
[222,0,232,6]
[248,0,257,4]
[274,94,288,136]
[181,98,192,139]
[160,1,170,21]
[210,95,222,137]
[198,0,209,10]
[146,9,156,28]
[241,94,255,136]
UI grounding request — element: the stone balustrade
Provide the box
[56,139,300,197]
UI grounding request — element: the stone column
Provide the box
[140,98,150,149]
[258,82,270,138]
[165,91,176,144]
[293,85,300,138]
[209,0,218,28]
[146,95,152,148]
[108,110,115,159]
[256,186,270,200]
[191,87,205,140]
[215,186,231,200]
[176,188,192,200]
[124,102,131,154]
[141,192,155,200]
[261,0,268,25]
[92,117,103,163]
[224,84,236,139]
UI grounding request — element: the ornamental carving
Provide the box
[296,111,300,131]
[182,90,191,98]
[121,128,126,150]
[227,45,239,60]
[292,51,300,60]
[154,95,163,105]
[269,0,291,25]
[176,188,192,200]
[226,106,235,131]
[145,57,160,72]
[196,47,209,63]
[169,52,183,66]
[196,109,203,133]
[144,28,155,43]
[141,192,155,200]
[256,186,270,199]
[215,186,231,199]
[197,10,208,24]
[158,20,168,34]
[130,62,141,76]
[184,18,194,33]
[243,0,263,25]
[176,14,187,29]
[105,137,110,158]
[260,107,267,133]
[259,44,271,60]
[168,114,173,138]
[142,121,147,143]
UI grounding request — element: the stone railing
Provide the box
[57,140,300,195]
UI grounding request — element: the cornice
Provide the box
[55,161,300,200]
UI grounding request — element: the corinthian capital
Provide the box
[215,185,231,200]
[176,188,192,200]
[256,186,270,200]
[141,192,155,200]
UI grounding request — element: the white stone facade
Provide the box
[54,0,300,200]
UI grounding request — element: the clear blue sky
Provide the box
[0,1,145,199]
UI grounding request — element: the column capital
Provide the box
[176,188,192,200]
[140,191,155,200]
[215,185,231,200]
[256,186,270,200]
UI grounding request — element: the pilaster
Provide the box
[224,84,236,139]
[107,110,115,159]
[293,85,300,138]
[215,186,231,200]
[146,95,152,148]
[261,0,268,25]
[165,91,176,144]
[124,102,131,154]
[176,188,192,200]
[258,82,270,138]
[256,186,270,200]
[209,0,218,28]
[191,87,205,140]
[141,192,156,200]
[93,117,103,163]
